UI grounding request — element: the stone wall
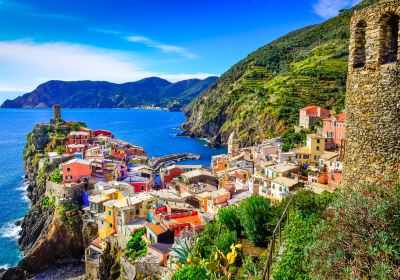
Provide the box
[45,180,82,202]
[344,0,400,185]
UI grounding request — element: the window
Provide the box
[141,185,145,191]
[66,167,71,172]
[353,20,367,68]
[338,132,342,139]
[380,13,399,64]
[304,155,309,159]
[316,146,320,151]
[108,210,112,216]
[109,223,113,228]
[136,208,140,215]
[317,139,320,144]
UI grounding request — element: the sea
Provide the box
[0,108,226,269]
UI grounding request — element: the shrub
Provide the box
[42,195,56,209]
[126,230,147,260]
[49,168,62,183]
[172,265,208,280]
[307,180,400,279]
[239,195,274,246]
[214,230,238,255]
[54,145,66,155]
[217,205,243,236]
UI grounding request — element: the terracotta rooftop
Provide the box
[146,222,166,235]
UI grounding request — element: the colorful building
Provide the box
[62,158,92,183]
[323,113,346,147]
[299,106,330,129]
[68,131,90,145]
[294,134,326,165]
[211,154,229,174]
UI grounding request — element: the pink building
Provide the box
[323,113,346,147]
[299,106,330,129]
[62,159,92,183]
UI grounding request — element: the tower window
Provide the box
[353,20,367,68]
[380,13,399,65]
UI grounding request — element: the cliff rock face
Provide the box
[18,211,84,273]
[181,0,379,146]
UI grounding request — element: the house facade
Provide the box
[323,113,346,147]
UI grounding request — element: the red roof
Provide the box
[300,105,318,110]
[323,113,346,122]
[335,113,346,122]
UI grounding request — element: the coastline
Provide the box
[0,108,226,278]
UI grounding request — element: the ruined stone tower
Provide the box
[344,0,400,185]
[50,104,62,124]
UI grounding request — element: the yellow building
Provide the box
[101,187,124,200]
[102,200,118,238]
[294,134,325,165]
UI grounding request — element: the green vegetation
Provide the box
[281,129,307,152]
[49,168,62,183]
[125,230,147,260]
[41,195,56,209]
[57,201,79,225]
[172,265,208,280]
[54,145,66,155]
[239,196,275,246]
[272,179,400,279]
[184,0,379,146]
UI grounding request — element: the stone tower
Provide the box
[53,104,61,120]
[228,131,239,160]
[344,0,400,186]
[51,104,62,124]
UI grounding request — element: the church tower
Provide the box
[228,131,239,160]
[344,1,400,186]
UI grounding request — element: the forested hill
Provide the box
[181,0,379,146]
[1,76,218,111]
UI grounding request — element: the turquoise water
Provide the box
[0,108,226,268]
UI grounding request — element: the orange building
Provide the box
[211,154,229,174]
[63,159,92,183]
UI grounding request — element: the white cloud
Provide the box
[313,0,362,19]
[0,40,215,92]
[125,35,198,59]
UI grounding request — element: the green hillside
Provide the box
[182,0,379,146]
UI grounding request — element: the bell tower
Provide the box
[228,131,239,160]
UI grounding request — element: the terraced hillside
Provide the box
[182,0,379,146]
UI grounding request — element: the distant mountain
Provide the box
[1,76,218,111]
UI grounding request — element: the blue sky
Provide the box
[0,0,361,102]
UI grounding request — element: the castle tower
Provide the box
[228,131,239,160]
[344,1,400,186]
